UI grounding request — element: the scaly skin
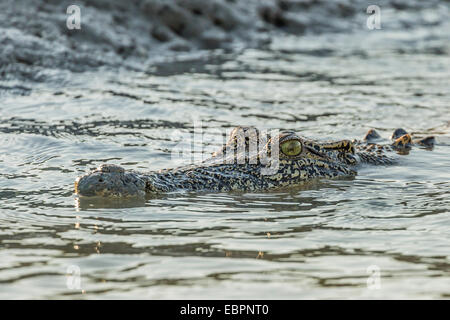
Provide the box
[74,127,434,197]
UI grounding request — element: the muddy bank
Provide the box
[0,0,448,84]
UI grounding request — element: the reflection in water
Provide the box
[75,196,148,210]
[1,29,450,299]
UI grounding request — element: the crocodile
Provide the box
[74,127,434,197]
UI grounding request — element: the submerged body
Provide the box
[74,127,434,197]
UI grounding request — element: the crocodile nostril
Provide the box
[98,178,104,183]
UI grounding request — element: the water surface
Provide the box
[1,25,449,299]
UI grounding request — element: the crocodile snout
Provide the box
[75,164,146,197]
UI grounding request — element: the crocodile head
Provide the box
[74,129,358,197]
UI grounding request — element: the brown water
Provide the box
[0,29,449,299]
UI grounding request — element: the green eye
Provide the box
[281,140,302,156]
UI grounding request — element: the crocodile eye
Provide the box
[281,140,302,156]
